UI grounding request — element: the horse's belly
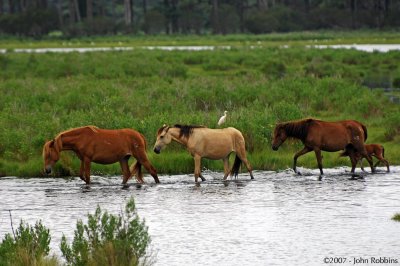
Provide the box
[320,142,346,152]
[92,157,120,164]
[202,148,232,159]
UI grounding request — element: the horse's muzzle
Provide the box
[272,145,279,151]
[45,167,52,174]
[153,147,161,154]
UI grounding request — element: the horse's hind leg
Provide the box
[349,153,359,179]
[374,154,390,172]
[134,149,159,183]
[242,157,254,179]
[223,157,230,180]
[236,148,254,179]
[141,160,160,183]
[120,159,132,185]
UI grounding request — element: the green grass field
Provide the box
[0,32,399,177]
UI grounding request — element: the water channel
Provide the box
[0,167,399,265]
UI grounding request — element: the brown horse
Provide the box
[271,118,375,179]
[42,126,159,184]
[153,124,254,182]
[341,143,390,172]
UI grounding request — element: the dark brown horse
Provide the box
[341,143,390,172]
[42,126,159,184]
[271,118,375,179]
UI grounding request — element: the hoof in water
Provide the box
[350,174,363,180]
[318,175,323,181]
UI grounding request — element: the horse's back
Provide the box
[202,127,244,140]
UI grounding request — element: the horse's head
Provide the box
[42,137,62,174]
[271,124,287,151]
[153,125,172,154]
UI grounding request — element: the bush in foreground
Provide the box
[0,198,151,265]
[392,213,400,222]
[0,219,58,266]
[60,197,152,266]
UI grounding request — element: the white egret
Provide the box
[218,111,228,126]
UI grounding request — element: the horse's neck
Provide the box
[59,129,86,150]
[170,128,188,146]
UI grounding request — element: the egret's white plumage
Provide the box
[218,111,228,126]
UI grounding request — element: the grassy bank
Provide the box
[0,39,399,177]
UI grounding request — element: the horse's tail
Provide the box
[140,133,148,150]
[339,150,349,157]
[361,123,368,141]
[230,155,242,178]
[130,161,143,183]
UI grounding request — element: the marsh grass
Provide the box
[0,43,399,177]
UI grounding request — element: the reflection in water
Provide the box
[0,167,399,266]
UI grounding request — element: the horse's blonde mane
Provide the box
[56,125,99,138]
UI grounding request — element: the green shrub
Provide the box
[60,197,152,266]
[0,219,58,265]
[392,213,400,222]
[261,60,286,79]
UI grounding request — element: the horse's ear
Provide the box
[48,139,55,147]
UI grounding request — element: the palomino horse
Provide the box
[153,124,254,182]
[341,143,390,172]
[42,126,159,184]
[271,118,375,179]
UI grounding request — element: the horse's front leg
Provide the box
[314,149,324,180]
[194,155,204,182]
[83,158,91,184]
[79,160,86,182]
[293,147,312,175]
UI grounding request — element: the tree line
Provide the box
[0,0,399,37]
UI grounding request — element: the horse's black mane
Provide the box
[279,118,314,141]
[174,124,207,138]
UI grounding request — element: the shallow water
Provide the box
[1,44,400,54]
[0,167,399,265]
[311,44,400,53]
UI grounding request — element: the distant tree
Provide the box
[257,0,268,10]
[68,0,81,23]
[211,0,220,33]
[143,0,147,14]
[124,0,133,25]
[87,0,93,21]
